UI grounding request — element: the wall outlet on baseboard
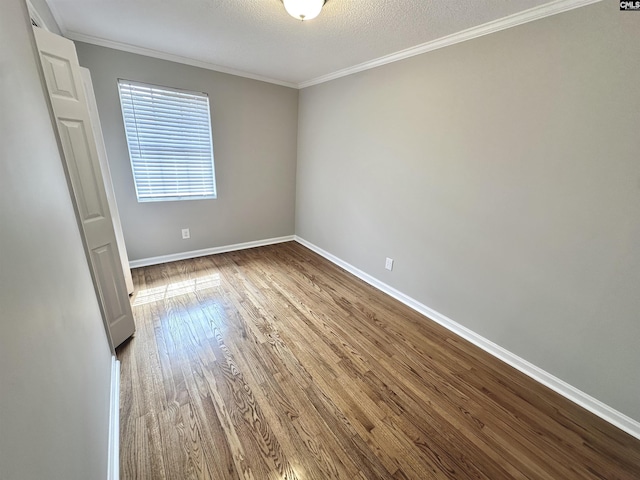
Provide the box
[182,228,190,239]
[385,257,394,271]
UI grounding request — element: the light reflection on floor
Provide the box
[132,273,221,306]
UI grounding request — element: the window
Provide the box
[117,80,216,202]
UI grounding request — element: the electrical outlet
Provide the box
[181,228,190,239]
[385,257,394,271]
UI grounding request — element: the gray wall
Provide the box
[28,0,62,34]
[0,1,113,479]
[76,43,298,262]
[296,1,640,422]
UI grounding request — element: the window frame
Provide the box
[117,79,217,203]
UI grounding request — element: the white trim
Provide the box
[63,31,298,89]
[107,356,120,480]
[43,0,67,35]
[129,235,295,268]
[298,0,602,88]
[47,0,599,90]
[293,236,640,441]
[27,0,50,31]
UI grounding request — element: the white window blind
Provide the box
[118,80,216,202]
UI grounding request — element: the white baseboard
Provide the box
[129,235,295,268]
[108,356,120,480]
[293,236,640,441]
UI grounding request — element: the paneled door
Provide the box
[80,67,135,296]
[33,26,135,348]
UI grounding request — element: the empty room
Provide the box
[2,0,640,478]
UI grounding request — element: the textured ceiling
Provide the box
[47,0,558,86]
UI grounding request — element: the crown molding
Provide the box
[64,31,299,89]
[298,0,602,88]
[44,0,68,35]
[49,0,600,90]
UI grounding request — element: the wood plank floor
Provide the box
[118,241,640,479]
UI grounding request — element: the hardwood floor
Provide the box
[118,241,640,479]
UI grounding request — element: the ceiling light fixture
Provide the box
[283,0,325,21]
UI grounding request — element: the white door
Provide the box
[34,26,135,348]
[81,68,135,295]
